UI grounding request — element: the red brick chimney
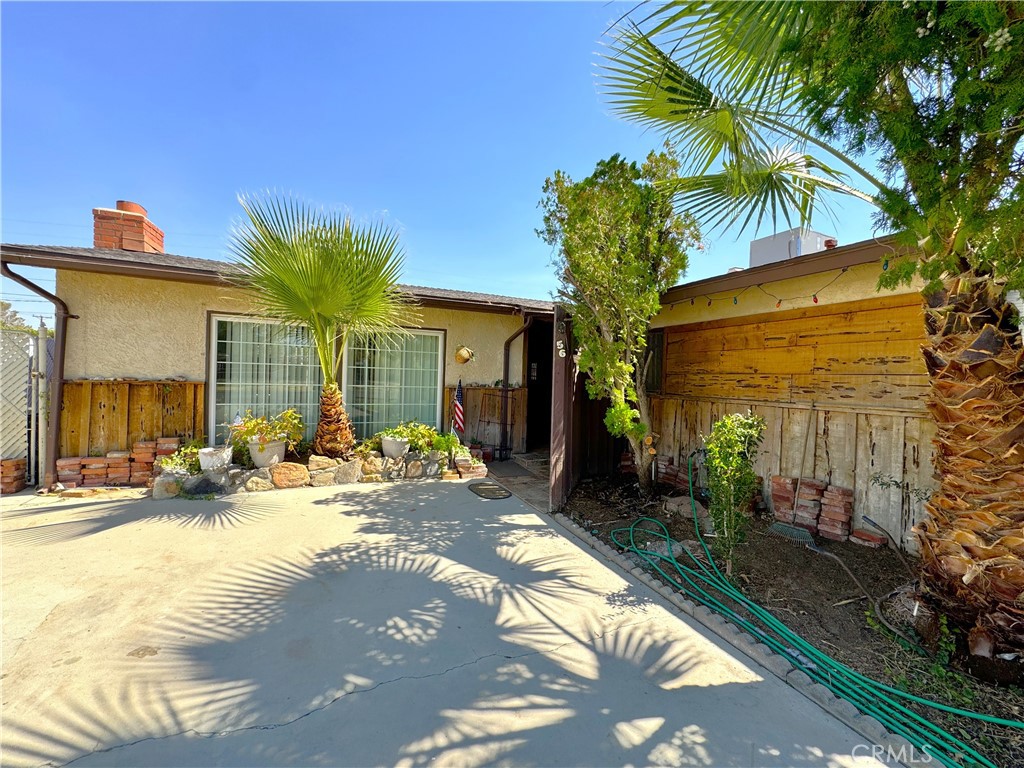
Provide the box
[93,200,165,253]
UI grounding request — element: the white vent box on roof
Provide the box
[749,228,835,268]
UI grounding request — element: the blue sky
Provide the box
[1,1,880,325]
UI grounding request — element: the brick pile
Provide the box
[1,458,27,494]
[850,528,887,548]
[793,478,827,533]
[770,475,796,522]
[818,484,854,541]
[655,456,684,488]
[57,437,181,488]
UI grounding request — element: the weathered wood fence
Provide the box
[652,294,936,550]
[60,380,205,458]
[442,386,527,453]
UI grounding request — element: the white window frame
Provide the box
[206,313,323,445]
[340,329,446,435]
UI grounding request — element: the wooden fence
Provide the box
[60,380,205,458]
[442,386,527,453]
[652,293,936,550]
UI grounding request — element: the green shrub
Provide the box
[702,411,766,576]
[228,409,304,453]
[160,438,205,475]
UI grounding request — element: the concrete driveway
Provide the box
[1,482,884,767]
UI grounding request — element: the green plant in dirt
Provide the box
[355,436,382,457]
[702,412,765,575]
[229,193,419,459]
[228,409,305,453]
[375,422,439,455]
[539,147,701,495]
[890,616,976,711]
[603,0,1024,655]
[161,439,206,475]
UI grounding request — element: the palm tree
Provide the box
[602,2,1024,656]
[229,195,418,458]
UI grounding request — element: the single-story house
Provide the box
[2,201,555,485]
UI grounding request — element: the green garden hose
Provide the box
[606,454,1024,768]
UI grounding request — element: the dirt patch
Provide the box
[565,475,1024,767]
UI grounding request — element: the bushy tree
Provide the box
[604,2,1024,654]
[539,148,701,493]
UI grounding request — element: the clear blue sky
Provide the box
[1,1,880,326]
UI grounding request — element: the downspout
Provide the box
[500,315,534,460]
[1,262,76,487]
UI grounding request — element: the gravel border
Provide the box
[548,512,926,767]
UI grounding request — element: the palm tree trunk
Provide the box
[916,268,1024,657]
[312,383,356,458]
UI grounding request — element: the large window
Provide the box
[209,316,323,443]
[343,331,444,438]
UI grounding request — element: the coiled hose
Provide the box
[607,455,1023,768]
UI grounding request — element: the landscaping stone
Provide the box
[335,459,362,485]
[405,459,424,479]
[244,476,274,493]
[361,456,383,476]
[185,477,228,496]
[309,469,337,487]
[360,473,383,483]
[308,454,339,472]
[270,462,310,489]
[381,457,405,481]
[244,467,271,483]
[152,473,184,500]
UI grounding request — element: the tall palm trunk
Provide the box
[313,382,355,458]
[916,268,1024,656]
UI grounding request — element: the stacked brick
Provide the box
[818,485,854,541]
[772,476,856,542]
[57,437,181,488]
[1,458,27,494]
[655,456,684,488]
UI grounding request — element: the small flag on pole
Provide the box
[453,379,465,433]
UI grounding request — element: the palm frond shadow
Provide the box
[4,486,872,767]
[1,496,282,546]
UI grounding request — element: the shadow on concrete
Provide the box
[2,482,875,767]
[1,495,283,546]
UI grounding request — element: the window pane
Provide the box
[345,332,441,439]
[213,318,323,444]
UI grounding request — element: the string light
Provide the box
[733,296,738,304]
[883,259,889,271]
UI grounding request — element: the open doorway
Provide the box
[524,318,553,452]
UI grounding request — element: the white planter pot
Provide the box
[198,445,233,471]
[381,436,410,459]
[1007,290,1024,345]
[249,440,286,468]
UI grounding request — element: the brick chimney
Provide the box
[93,200,165,253]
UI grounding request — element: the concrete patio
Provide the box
[1,481,884,767]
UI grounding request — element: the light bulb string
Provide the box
[671,266,851,310]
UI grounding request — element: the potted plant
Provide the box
[378,426,411,459]
[229,409,305,468]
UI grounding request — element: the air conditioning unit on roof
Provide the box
[749,228,835,268]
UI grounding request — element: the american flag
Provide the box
[453,379,465,433]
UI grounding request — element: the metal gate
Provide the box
[1,328,45,484]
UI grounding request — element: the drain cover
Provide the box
[468,481,511,500]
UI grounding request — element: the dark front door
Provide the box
[525,319,553,451]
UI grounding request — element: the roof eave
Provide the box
[661,235,905,304]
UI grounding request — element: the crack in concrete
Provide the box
[52,616,658,768]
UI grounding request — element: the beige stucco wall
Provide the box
[651,261,924,328]
[56,271,527,386]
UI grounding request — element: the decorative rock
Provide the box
[185,477,227,496]
[152,474,183,500]
[309,469,337,487]
[244,476,274,492]
[360,473,383,483]
[382,457,406,481]
[308,454,339,472]
[244,467,271,483]
[405,459,424,479]
[270,462,310,489]
[227,468,244,486]
[335,459,362,484]
[361,456,383,476]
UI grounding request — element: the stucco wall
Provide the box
[56,271,526,385]
[651,261,924,328]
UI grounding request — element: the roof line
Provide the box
[661,235,904,304]
[0,244,553,316]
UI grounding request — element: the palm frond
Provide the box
[228,194,419,385]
